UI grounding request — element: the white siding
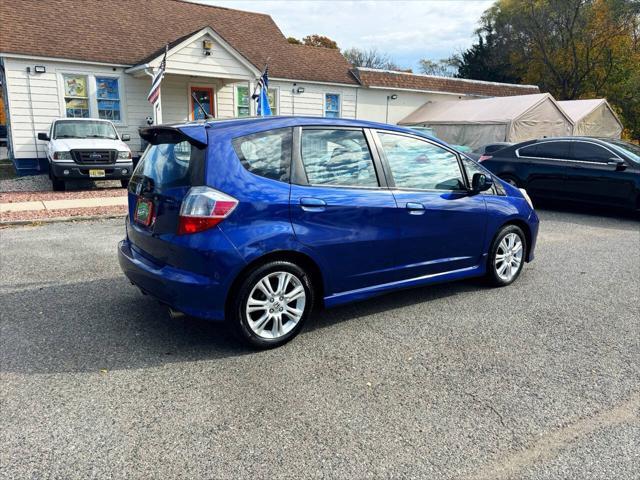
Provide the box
[3,57,151,160]
[165,34,253,80]
[270,81,357,118]
[356,88,474,125]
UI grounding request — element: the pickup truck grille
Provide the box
[71,149,117,164]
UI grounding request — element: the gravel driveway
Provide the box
[0,208,638,479]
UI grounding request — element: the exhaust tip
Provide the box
[168,308,185,320]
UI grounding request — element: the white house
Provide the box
[0,0,539,174]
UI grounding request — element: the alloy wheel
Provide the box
[494,233,523,282]
[245,271,306,339]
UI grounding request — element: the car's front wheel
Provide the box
[231,261,314,349]
[486,225,526,286]
[51,177,65,191]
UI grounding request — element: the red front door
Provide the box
[190,87,214,120]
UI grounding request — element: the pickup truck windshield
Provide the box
[53,120,118,140]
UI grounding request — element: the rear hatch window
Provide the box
[127,136,206,261]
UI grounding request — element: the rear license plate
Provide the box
[134,198,154,226]
[89,169,106,178]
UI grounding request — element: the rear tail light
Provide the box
[478,154,493,162]
[177,186,238,235]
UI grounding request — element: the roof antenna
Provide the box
[191,92,213,120]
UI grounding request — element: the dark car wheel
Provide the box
[486,225,527,287]
[230,261,314,349]
[120,179,130,189]
[51,177,66,191]
[500,175,520,188]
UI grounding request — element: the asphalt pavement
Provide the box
[0,207,638,479]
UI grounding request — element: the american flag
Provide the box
[252,65,272,116]
[147,45,168,104]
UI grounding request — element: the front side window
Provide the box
[570,142,614,163]
[63,74,89,118]
[95,77,121,121]
[325,94,340,118]
[300,129,377,187]
[232,128,292,181]
[53,120,117,140]
[378,132,465,191]
[462,156,500,195]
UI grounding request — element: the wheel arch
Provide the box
[225,250,326,315]
[498,218,533,262]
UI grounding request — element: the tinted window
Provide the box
[233,128,292,181]
[570,142,614,163]
[379,133,465,191]
[519,141,570,159]
[300,129,378,187]
[133,140,204,190]
[608,139,640,162]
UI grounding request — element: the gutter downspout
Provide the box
[25,66,40,171]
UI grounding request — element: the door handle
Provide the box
[406,202,425,215]
[299,197,327,211]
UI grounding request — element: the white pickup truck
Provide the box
[38,118,133,191]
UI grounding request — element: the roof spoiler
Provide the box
[138,125,207,149]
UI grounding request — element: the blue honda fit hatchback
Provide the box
[118,117,538,348]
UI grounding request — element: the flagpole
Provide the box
[150,44,168,124]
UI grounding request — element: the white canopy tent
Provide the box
[557,99,623,138]
[398,93,574,150]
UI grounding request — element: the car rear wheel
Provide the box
[51,177,66,191]
[231,261,314,349]
[486,225,526,287]
[120,179,130,189]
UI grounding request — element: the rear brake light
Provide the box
[478,155,493,162]
[178,186,238,235]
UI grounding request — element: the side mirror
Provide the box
[121,134,131,142]
[471,172,493,193]
[606,158,627,171]
[37,132,50,141]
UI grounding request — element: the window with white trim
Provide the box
[95,77,121,121]
[324,93,340,118]
[63,74,89,118]
[267,88,278,115]
[237,85,250,117]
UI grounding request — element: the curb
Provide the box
[0,213,126,227]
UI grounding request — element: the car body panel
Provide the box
[119,116,539,321]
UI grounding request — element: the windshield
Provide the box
[53,120,118,140]
[607,139,640,163]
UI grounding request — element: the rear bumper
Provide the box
[51,161,133,180]
[118,239,226,320]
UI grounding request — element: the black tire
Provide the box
[120,178,130,189]
[51,177,65,191]
[486,224,527,287]
[500,175,520,188]
[229,260,314,349]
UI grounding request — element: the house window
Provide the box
[237,85,250,117]
[95,77,121,121]
[268,88,278,115]
[63,74,89,118]
[237,86,278,116]
[324,93,340,118]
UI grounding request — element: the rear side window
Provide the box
[233,128,292,182]
[520,141,569,159]
[132,140,204,190]
[300,129,378,187]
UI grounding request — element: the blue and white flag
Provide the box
[252,66,272,116]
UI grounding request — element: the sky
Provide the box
[199,1,494,71]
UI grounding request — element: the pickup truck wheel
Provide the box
[51,177,66,191]
[120,179,130,189]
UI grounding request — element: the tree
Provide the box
[286,37,302,45]
[301,34,339,50]
[418,58,458,77]
[454,0,640,139]
[343,47,407,71]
